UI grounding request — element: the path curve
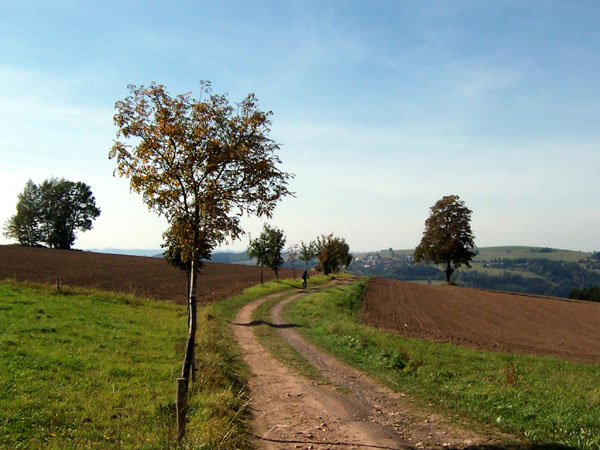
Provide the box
[232,284,508,450]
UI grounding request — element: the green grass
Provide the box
[0,279,185,449]
[284,280,600,449]
[0,275,331,449]
[468,262,547,279]
[472,246,591,263]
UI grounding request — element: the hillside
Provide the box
[351,245,600,298]
[361,277,600,363]
[0,245,293,304]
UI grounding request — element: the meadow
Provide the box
[0,276,325,449]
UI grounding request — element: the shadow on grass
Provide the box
[232,319,303,329]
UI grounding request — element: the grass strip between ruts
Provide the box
[251,291,330,386]
[283,279,600,450]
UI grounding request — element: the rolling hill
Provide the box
[351,245,600,298]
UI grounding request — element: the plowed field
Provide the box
[361,276,600,363]
[0,245,293,304]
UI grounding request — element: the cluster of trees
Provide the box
[247,228,352,283]
[569,286,600,302]
[247,224,286,283]
[3,178,101,250]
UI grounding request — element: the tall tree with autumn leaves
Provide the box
[109,82,293,438]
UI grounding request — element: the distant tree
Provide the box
[299,240,316,270]
[3,178,100,249]
[248,224,286,283]
[3,180,42,246]
[287,243,299,279]
[38,178,101,249]
[109,82,292,438]
[315,233,352,275]
[414,195,475,283]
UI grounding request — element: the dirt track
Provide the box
[232,284,508,450]
[361,277,600,363]
[0,245,292,304]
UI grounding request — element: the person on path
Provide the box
[301,269,309,289]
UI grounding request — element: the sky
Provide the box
[1,1,599,253]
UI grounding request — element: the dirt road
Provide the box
[232,285,506,450]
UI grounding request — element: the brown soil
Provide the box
[232,283,513,450]
[0,245,293,304]
[361,277,600,364]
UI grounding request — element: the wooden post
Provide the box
[176,377,187,440]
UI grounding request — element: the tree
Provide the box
[3,180,42,246]
[414,195,476,283]
[109,82,292,438]
[299,240,316,270]
[287,243,299,279]
[3,178,100,249]
[38,178,101,249]
[247,224,286,283]
[315,233,352,275]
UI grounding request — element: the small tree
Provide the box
[299,240,316,270]
[287,244,299,279]
[315,233,352,275]
[109,82,292,438]
[414,195,476,283]
[248,224,286,283]
[3,178,100,249]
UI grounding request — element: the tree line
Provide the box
[247,225,352,283]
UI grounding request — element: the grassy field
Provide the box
[284,280,600,449]
[0,276,328,449]
[0,279,185,448]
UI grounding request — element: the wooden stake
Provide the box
[176,377,187,440]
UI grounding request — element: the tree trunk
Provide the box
[260,266,264,285]
[181,260,197,382]
[445,261,452,283]
[177,259,198,440]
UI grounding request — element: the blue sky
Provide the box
[1,1,599,252]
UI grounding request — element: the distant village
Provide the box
[352,249,414,271]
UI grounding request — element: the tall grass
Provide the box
[284,280,600,449]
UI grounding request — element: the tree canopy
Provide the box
[414,195,476,282]
[299,240,316,270]
[247,224,286,283]
[315,233,352,275]
[110,82,293,264]
[3,178,100,249]
[109,82,293,435]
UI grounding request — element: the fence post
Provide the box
[177,377,187,440]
